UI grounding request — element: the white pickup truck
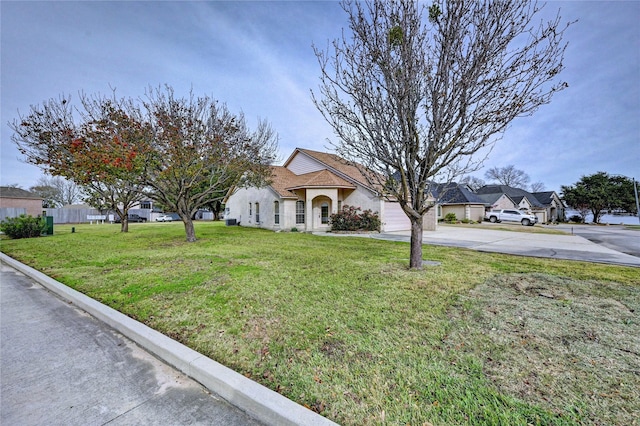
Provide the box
[485,209,538,226]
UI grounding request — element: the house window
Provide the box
[338,200,342,212]
[321,202,329,224]
[296,200,305,224]
[140,201,152,210]
[274,201,280,224]
[249,203,252,217]
[255,202,260,223]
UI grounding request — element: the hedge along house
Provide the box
[224,148,437,232]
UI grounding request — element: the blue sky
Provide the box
[1,1,638,194]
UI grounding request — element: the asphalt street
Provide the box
[0,262,264,426]
[554,224,640,258]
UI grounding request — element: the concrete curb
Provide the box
[0,253,338,426]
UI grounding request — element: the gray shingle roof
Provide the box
[476,185,545,208]
[0,187,42,199]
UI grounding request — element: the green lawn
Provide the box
[1,222,638,425]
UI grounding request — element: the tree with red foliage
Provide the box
[10,94,148,232]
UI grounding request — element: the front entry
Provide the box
[312,197,332,231]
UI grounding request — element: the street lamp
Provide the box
[634,178,640,224]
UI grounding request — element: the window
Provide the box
[321,202,329,224]
[255,202,260,223]
[296,200,305,224]
[274,201,280,224]
[249,203,252,217]
[140,201,152,210]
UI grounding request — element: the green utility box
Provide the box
[44,216,54,235]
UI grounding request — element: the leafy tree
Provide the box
[140,87,278,242]
[10,94,149,232]
[313,0,570,268]
[561,172,635,223]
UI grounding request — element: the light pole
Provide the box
[634,178,640,224]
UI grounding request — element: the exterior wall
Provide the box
[0,197,43,218]
[441,205,465,221]
[440,205,483,222]
[225,186,285,230]
[518,198,533,211]
[287,153,325,175]
[492,194,516,210]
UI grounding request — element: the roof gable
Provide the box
[0,186,42,200]
[476,185,544,208]
[285,148,378,192]
[435,183,486,204]
[268,166,357,198]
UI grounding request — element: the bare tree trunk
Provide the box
[409,216,423,270]
[121,218,128,233]
[183,217,197,242]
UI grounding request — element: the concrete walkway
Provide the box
[0,254,337,426]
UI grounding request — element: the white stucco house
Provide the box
[224,148,437,233]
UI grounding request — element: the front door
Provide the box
[312,197,332,231]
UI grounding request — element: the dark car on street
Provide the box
[113,214,147,223]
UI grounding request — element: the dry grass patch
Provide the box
[446,273,640,425]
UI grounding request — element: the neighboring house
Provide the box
[475,192,518,212]
[434,183,487,222]
[532,191,566,222]
[476,185,564,223]
[224,148,437,232]
[0,186,44,221]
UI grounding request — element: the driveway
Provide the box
[370,224,640,267]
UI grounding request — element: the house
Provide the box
[224,148,437,232]
[475,192,518,212]
[531,191,566,222]
[476,185,565,223]
[434,183,487,222]
[0,186,44,221]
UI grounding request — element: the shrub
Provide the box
[330,205,381,232]
[444,212,457,223]
[0,214,46,239]
[568,214,583,223]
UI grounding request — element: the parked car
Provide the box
[155,214,173,222]
[113,214,147,223]
[485,209,537,226]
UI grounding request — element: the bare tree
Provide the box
[484,165,531,189]
[460,176,486,192]
[30,175,83,207]
[530,181,546,193]
[313,0,571,268]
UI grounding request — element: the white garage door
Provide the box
[383,202,411,232]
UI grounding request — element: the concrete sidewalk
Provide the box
[370,225,640,267]
[0,254,337,426]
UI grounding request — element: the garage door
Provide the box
[383,202,411,232]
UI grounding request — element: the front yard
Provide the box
[1,222,638,425]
